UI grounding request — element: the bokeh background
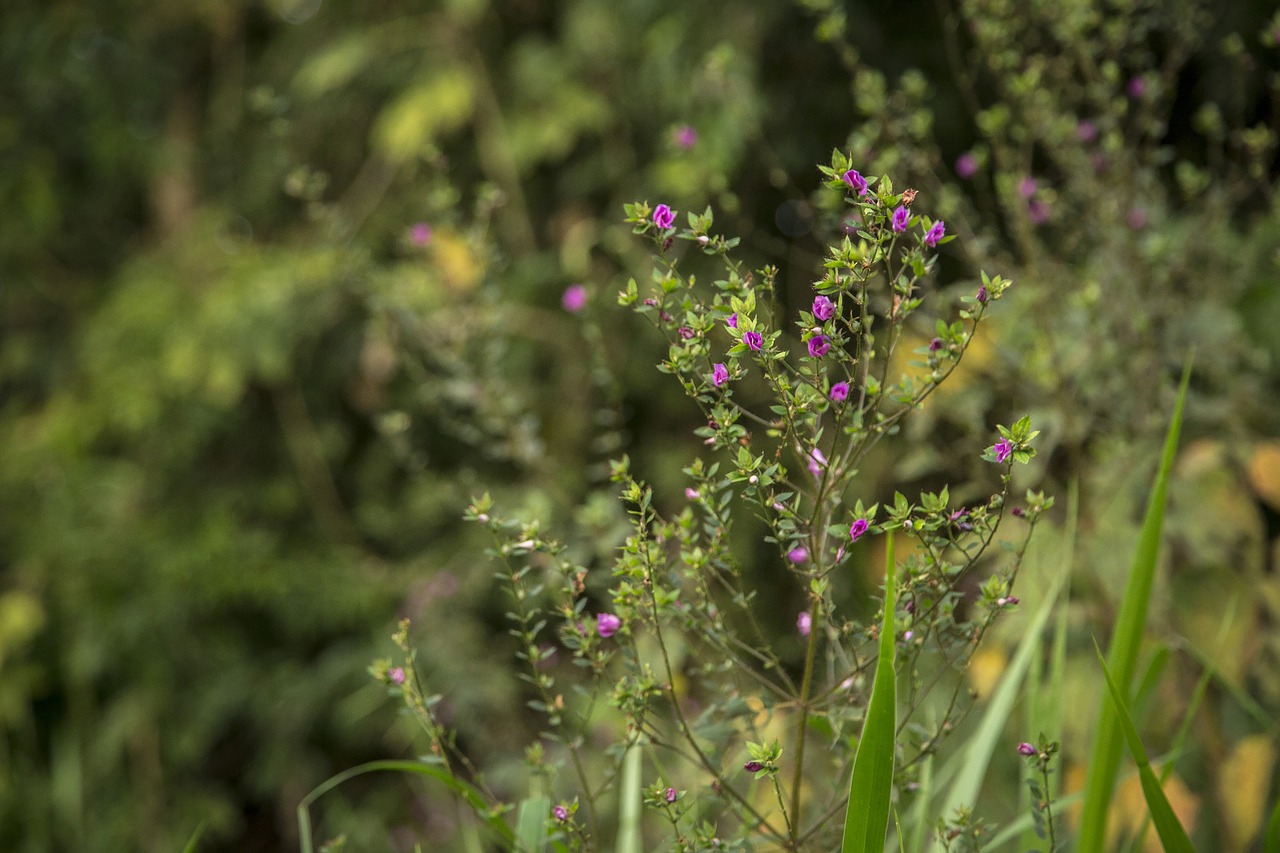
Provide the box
[2,0,1279,850]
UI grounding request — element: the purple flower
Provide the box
[807,335,831,358]
[596,613,622,638]
[998,596,1020,607]
[891,205,909,233]
[924,220,946,247]
[553,804,570,822]
[929,337,943,352]
[1017,177,1037,199]
[388,667,406,685]
[993,437,1013,464]
[788,547,808,564]
[678,326,695,340]
[849,518,869,542]
[674,125,698,149]
[664,787,678,803]
[684,487,700,500]
[712,363,729,387]
[1076,120,1098,143]
[976,284,989,304]
[1126,207,1147,230]
[1017,742,1037,757]
[812,295,835,321]
[653,203,675,230]
[842,168,868,195]
[1127,76,1147,99]
[829,381,849,402]
[743,331,763,351]
[726,312,738,329]
[955,152,978,179]
[797,611,812,636]
[743,761,764,773]
[410,222,433,246]
[807,448,827,478]
[561,284,587,313]
[949,508,973,531]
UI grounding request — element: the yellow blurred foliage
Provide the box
[1246,441,1280,512]
[966,645,1008,701]
[1217,734,1276,850]
[1064,762,1200,852]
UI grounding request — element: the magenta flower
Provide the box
[1076,120,1098,143]
[993,437,1013,463]
[1017,742,1037,757]
[849,518,869,542]
[388,667,406,685]
[684,487,700,500]
[829,381,849,402]
[842,168,868,196]
[1028,200,1050,225]
[929,337,943,351]
[726,312,738,329]
[652,203,675,229]
[788,547,808,564]
[1127,76,1147,99]
[596,613,622,638]
[891,205,908,233]
[409,222,433,246]
[561,284,587,313]
[812,295,835,321]
[664,787,678,803]
[807,335,831,358]
[743,761,764,773]
[924,220,946,247]
[743,331,763,351]
[955,152,978,179]
[674,125,698,149]
[807,447,826,478]
[677,326,695,340]
[976,284,989,304]
[712,363,729,387]
[553,804,570,822]
[797,611,812,637]
[1017,177,1037,199]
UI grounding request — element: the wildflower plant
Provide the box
[366,153,1047,851]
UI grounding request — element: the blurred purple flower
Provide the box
[561,284,587,313]
[1017,742,1037,757]
[829,381,849,402]
[812,295,835,321]
[410,222,433,246]
[596,613,622,638]
[891,205,908,233]
[842,168,868,196]
[993,437,1013,463]
[388,667,406,685]
[1127,76,1147,98]
[653,203,675,229]
[1017,177,1037,199]
[664,787,678,803]
[743,761,764,773]
[1126,207,1148,230]
[674,125,698,149]
[726,312,738,329]
[807,447,827,478]
[1028,200,1051,225]
[924,220,946,247]
[788,547,808,564]
[685,487,700,500]
[849,518,869,542]
[955,152,978,179]
[1076,120,1098,143]
[797,611,812,636]
[929,337,943,351]
[553,804,570,822]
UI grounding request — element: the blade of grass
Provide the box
[516,792,551,853]
[616,745,643,853]
[1076,358,1191,851]
[181,821,205,853]
[841,532,897,853]
[930,560,1069,852]
[296,760,514,853]
[1266,795,1279,853]
[1094,644,1196,853]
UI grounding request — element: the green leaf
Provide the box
[1077,357,1192,851]
[842,533,897,853]
[616,745,642,853]
[516,794,551,853]
[1094,645,1197,853]
[181,821,206,853]
[297,760,513,853]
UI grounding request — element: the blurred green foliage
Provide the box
[1,0,1278,849]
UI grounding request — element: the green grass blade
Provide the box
[930,561,1069,852]
[1077,358,1191,851]
[516,792,551,853]
[296,759,514,853]
[1095,645,1196,853]
[1266,795,1280,853]
[842,533,897,853]
[616,745,643,853]
[181,821,206,853]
